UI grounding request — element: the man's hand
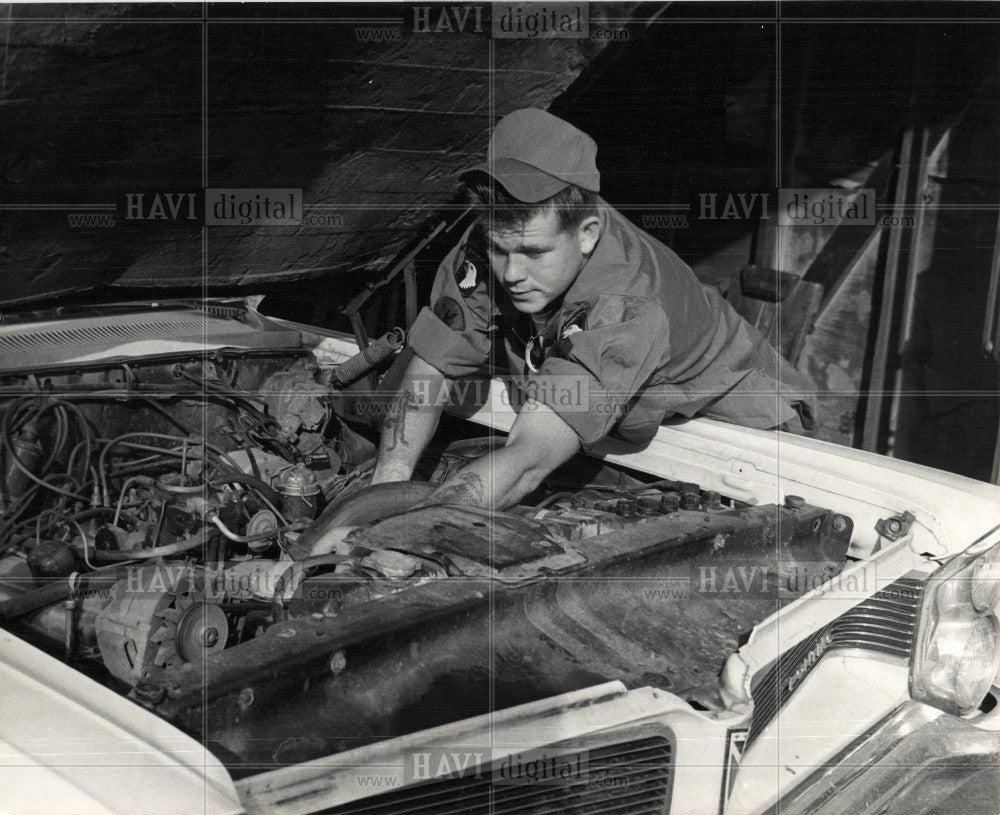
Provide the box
[422,398,580,510]
[371,354,447,484]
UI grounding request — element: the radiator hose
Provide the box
[0,568,125,621]
[284,480,435,560]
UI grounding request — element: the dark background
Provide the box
[1,1,998,478]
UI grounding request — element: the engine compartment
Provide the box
[0,352,367,673]
[0,346,855,771]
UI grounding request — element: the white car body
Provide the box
[2,323,999,815]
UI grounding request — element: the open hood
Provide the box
[0,4,641,307]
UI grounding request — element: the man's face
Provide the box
[486,207,600,315]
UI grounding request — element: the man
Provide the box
[371,108,816,510]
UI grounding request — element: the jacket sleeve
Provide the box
[528,295,670,447]
[406,227,493,379]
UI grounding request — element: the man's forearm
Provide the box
[371,354,446,484]
[421,443,546,510]
[421,399,581,511]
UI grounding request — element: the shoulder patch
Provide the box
[454,228,489,297]
[432,296,466,332]
[455,257,479,295]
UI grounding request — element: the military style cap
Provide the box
[463,108,600,203]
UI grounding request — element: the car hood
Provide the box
[0,10,625,308]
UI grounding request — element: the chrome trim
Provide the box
[748,576,924,744]
[769,701,1000,815]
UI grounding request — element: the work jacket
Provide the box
[407,201,817,450]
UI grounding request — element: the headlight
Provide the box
[971,549,1000,613]
[911,537,1000,716]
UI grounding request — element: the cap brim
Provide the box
[461,158,569,203]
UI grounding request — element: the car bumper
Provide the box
[767,700,1000,815]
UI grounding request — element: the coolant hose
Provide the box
[332,328,406,386]
[0,569,123,621]
[1,529,215,618]
[284,480,436,560]
[93,528,213,562]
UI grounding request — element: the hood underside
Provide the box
[0,3,639,306]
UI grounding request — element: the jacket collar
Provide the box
[562,201,631,307]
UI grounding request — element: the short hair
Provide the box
[460,172,598,234]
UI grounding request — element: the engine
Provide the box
[0,351,775,691]
[0,354,351,682]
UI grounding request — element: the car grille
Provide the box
[320,736,673,815]
[827,576,924,657]
[748,576,924,745]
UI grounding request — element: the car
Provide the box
[1,293,998,815]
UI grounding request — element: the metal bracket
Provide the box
[874,511,916,542]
